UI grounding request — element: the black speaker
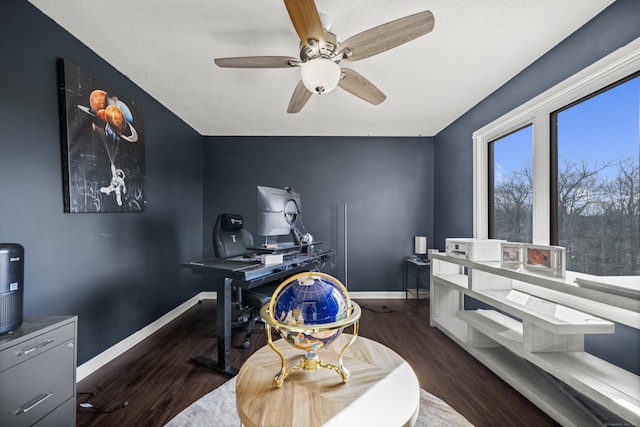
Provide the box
[0,243,24,335]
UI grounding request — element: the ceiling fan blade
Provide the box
[283,0,325,48]
[340,10,435,62]
[338,69,386,105]
[214,56,300,68]
[287,81,313,114]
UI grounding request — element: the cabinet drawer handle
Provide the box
[15,392,53,415]
[18,339,54,356]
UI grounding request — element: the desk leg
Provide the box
[192,277,239,376]
[217,277,232,373]
[403,260,408,302]
[414,263,420,311]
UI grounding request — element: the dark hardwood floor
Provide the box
[76,298,559,427]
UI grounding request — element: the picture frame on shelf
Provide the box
[522,244,566,278]
[500,242,522,269]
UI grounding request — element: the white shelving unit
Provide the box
[429,252,640,427]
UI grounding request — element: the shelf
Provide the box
[435,274,614,335]
[475,289,614,335]
[514,281,640,329]
[458,309,523,346]
[430,253,640,316]
[451,311,608,426]
[432,316,467,345]
[430,252,640,427]
[470,347,602,427]
[459,309,640,425]
[432,273,468,291]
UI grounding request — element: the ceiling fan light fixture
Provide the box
[301,58,340,95]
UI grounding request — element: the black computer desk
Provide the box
[182,248,332,376]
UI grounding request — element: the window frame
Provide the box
[473,37,640,244]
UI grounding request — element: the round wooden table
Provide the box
[236,334,420,427]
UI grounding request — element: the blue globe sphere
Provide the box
[273,273,348,351]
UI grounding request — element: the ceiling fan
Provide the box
[214,0,435,113]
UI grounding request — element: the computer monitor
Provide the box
[257,186,301,237]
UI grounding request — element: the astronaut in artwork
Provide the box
[100,164,127,206]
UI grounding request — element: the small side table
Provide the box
[404,258,430,310]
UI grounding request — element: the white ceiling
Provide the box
[29,0,615,136]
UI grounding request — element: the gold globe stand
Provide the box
[259,272,361,389]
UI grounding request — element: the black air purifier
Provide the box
[0,243,24,334]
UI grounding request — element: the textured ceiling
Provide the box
[29,0,615,136]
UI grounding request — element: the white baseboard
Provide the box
[76,293,207,382]
[350,291,406,299]
[76,290,404,382]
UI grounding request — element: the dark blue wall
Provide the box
[433,0,640,375]
[203,137,434,291]
[0,0,204,364]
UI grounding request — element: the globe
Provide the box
[260,271,361,388]
[273,273,348,351]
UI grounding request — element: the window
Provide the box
[474,38,640,275]
[553,74,639,275]
[489,126,533,243]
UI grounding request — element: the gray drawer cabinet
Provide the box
[0,316,77,427]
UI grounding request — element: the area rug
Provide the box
[165,376,473,427]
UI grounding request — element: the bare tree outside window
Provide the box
[490,126,533,243]
[555,75,639,275]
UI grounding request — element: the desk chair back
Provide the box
[213,213,253,258]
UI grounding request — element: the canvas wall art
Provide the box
[57,58,146,213]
